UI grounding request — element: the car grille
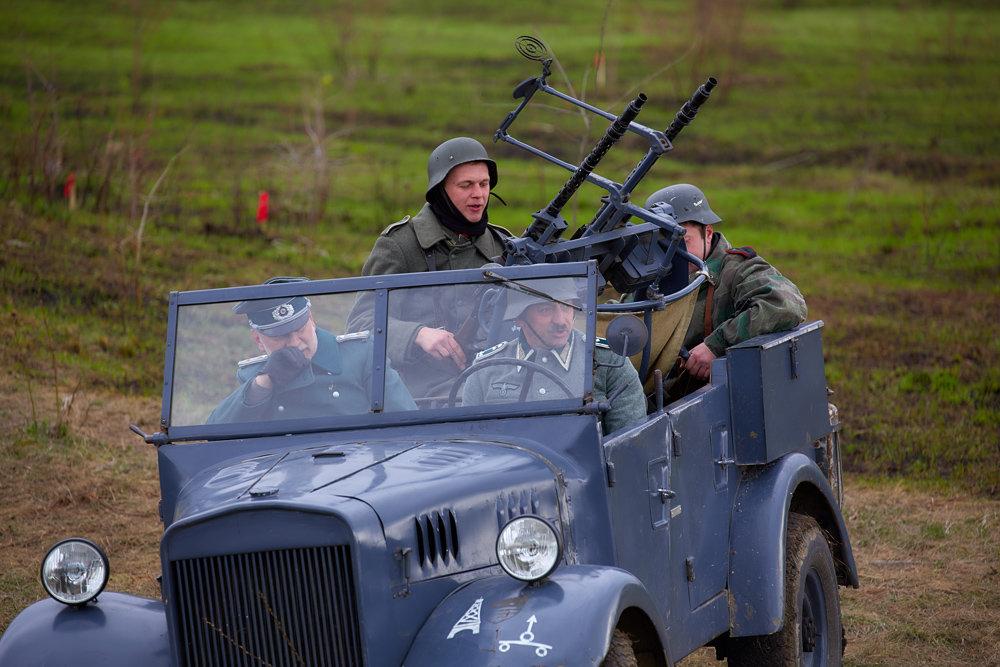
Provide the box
[171,545,362,666]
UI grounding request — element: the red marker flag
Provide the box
[256,191,269,224]
[65,172,77,210]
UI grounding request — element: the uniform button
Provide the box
[541,355,549,363]
[539,388,547,395]
[332,390,340,399]
[277,405,285,412]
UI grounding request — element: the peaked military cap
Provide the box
[232,276,312,337]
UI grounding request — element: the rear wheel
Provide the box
[727,512,843,666]
[601,628,638,667]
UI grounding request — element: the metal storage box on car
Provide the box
[727,321,831,464]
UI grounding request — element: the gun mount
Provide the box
[495,37,717,303]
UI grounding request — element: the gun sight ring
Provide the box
[515,36,549,62]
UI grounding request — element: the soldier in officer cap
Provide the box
[347,137,513,400]
[644,184,807,384]
[461,278,646,435]
[207,277,416,424]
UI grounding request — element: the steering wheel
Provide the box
[447,356,575,408]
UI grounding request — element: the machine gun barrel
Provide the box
[542,93,647,221]
[664,77,717,142]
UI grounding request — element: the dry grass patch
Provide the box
[0,379,161,629]
[842,479,1000,666]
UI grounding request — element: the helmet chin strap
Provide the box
[518,319,550,349]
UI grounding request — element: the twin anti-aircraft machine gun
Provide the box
[493,36,717,376]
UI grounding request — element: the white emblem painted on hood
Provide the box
[498,615,553,657]
[447,597,484,639]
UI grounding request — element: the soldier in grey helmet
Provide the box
[462,278,646,435]
[644,184,807,384]
[347,137,512,400]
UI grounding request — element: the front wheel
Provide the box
[727,512,844,667]
[600,629,638,667]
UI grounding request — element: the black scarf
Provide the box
[427,184,489,237]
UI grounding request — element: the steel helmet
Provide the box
[503,278,582,321]
[426,137,498,200]
[644,183,721,226]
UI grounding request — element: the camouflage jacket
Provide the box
[685,232,808,357]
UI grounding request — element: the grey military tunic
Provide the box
[461,330,646,435]
[206,328,416,424]
[346,203,512,399]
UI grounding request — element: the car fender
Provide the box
[729,452,859,637]
[0,593,171,666]
[403,564,669,666]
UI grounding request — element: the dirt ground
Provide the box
[1,384,998,665]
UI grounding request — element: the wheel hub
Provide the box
[801,602,817,653]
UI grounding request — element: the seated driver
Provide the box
[461,278,646,434]
[207,277,416,424]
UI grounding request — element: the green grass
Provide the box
[0,0,997,494]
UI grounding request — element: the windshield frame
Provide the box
[160,261,599,444]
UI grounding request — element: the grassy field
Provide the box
[1,0,998,660]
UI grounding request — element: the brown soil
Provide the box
[1,383,998,665]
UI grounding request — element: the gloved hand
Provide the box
[260,347,309,388]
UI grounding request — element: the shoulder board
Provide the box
[474,340,510,362]
[595,337,610,349]
[336,330,371,343]
[237,353,268,368]
[380,215,412,236]
[726,246,758,259]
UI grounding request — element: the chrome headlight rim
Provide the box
[495,514,562,582]
[40,537,110,607]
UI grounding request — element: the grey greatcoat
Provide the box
[346,203,512,399]
[461,330,646,435]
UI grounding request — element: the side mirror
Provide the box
[603,314,649,358]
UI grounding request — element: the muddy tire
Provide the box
[727,512,843,666]
[601,628,638,667]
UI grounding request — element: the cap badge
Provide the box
[272,303,295,321]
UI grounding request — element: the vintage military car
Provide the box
[0,41,857,666]
[0,260,855,666]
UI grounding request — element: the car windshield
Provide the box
[164,267,596,439]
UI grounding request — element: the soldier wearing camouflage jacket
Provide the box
[685,230,807,358]
[644,184,807,383]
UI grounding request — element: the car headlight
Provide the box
[496,515,561,582]
[40,538,109,606]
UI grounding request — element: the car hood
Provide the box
[169,433,566,575]
[175,435,557,511]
